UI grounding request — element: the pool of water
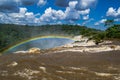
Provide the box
[6,38,74,53]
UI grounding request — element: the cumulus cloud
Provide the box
[83,15,89,20]
[65,7,80,21]
[40,1,80,23]
[54,0,92,22]
[75,0,97,10]
[0,0,19,13]
[40,1,91,23]
[40,7,65,23]
[106,7,120,18]
[106,7,120,21]
[0,0,47,13]
[0,7,41,25]
[37,0,47,6]
[0,0,96,25]
[78,9,90,15]
[69,1,78,9]
[55,0,97,10]
[64,1,90,22]
[94,19,107,26]
[65,1,80,21]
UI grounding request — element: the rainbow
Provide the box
[3,35,74,53]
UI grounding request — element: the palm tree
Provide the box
[104,19,114,27]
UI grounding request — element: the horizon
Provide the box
[0,0,120,30]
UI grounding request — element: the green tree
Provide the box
[106,25,120,39]
[104,19,114,27]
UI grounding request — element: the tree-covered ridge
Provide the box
[0,24,120,53]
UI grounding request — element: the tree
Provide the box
[106,25,120,39]
[104,19,114,27]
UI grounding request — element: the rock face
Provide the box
[28,48,41,54]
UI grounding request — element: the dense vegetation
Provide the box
[91,24,120,44]
[0,23,120,53]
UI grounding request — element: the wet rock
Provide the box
[39,66,46,73]
[114,74,120,80]
[13,51,29,54]
[94,72,114,77]
[109,45,120,50]
[14,68,40,80]
[0,71,8,76]
[7,61,18,67]
[28,48,41,54]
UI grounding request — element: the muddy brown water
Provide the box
[0,50,120,80]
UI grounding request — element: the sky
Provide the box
[0,0,120,30]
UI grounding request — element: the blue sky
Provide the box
[0,0,120,30]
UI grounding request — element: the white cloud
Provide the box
[25,12,34,18]
[64,1,90,21]
[0,7,41,25]
[94,19,107,26]
[0,0,95,25]
[55,0,97,10]
[0,0,94,25]
[83,15,89,20]
[78,9,90,15]
[37,0,47,6]
[40,1,91,23]
[0,0,46,13]
[106,7,120,22]
[75,0,97,10]
[65,7,80,21]
[20,8,27,14]
[40,7,65,23]
[65,1,80,21]
[69,1,78,9]
[106,7,120,18]
[8,8,27,19]
[0,0,19,12]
